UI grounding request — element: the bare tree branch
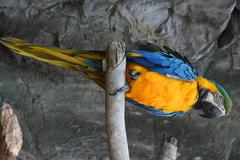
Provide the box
[159,135,178,160]
[105,41,130,160]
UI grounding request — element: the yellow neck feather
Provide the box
[197,76,217,93]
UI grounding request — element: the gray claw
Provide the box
[109,84,130,95]
[129,70,141,80]
[117,84,130,93]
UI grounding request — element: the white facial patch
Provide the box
[202,91,226,114]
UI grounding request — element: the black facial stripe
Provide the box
[200,102,225,118]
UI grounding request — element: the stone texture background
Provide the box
[0,0,239,159]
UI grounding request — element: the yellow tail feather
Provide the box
[0,37,105,86]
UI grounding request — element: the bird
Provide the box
[0,37,232,118]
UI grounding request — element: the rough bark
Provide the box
[159,136,178,160]
[105,41,129,160]
[0,103,23,160]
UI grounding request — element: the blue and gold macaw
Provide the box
[0,37,232,118]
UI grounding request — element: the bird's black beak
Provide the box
[195,89,226,119]
[198,101,225,119]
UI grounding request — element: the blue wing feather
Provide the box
[150,67,178,77]
[128,57,155,67]
[127,49,198,81]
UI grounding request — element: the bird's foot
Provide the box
[129,70,141,80]
[109,84,130,95]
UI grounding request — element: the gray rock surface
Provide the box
[0,0,239,160]
[217,8,240,50]
[237,0,240,10]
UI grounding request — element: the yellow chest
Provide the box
[126,64,199,113]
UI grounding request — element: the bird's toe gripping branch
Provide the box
[109,84,130,96]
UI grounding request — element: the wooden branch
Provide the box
[105,41,130,160]
[159,135,178,160]
[0,103,23,160]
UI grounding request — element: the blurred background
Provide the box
[0,0,239,159]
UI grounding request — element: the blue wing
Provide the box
[126,48,198,81]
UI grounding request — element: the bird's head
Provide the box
[196,81,232,119]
